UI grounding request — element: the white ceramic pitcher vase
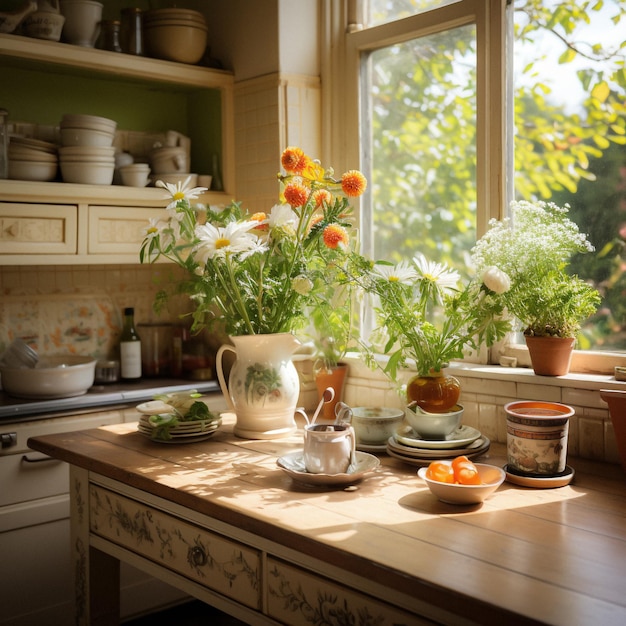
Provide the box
[216,333,300,439]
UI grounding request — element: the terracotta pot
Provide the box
[406,370,461,413]
[504,400,574,476]
[600,389,626,471]
[525,336,575,376]
[314,362,348,422]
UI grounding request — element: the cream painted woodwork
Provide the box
[0,33,235,265]
[28,415,626,626]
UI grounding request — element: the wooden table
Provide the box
[28,414,626,626]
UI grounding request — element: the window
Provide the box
[326,0,626,368]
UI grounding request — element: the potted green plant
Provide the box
[305,288,355,420]
[348,253,511,413]
[471,200,601,375]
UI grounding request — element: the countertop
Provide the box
[28,415,626,626]
[0,378,220,421]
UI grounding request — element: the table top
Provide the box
[28,413,626,626]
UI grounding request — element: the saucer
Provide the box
[504,464,575,488]
[386,437,491,467]
[356,442,389,453]
[277,451,380,486]
[394,424,481,449]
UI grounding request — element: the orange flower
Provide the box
[341,170,367,197]
[323,224,349,249]
[308,212,324,232]
[250,211,268,231]
[284,182,309,207]
[281,147,310,175]
[313,188,332,208]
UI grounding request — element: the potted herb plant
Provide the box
[471,200,601,375]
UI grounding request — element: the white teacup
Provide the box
[60,0,102,47]
[303,424,355,475]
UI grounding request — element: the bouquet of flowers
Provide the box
[350,253,512,382]
[140,148,366,336]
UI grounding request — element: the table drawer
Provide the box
[267,558,424,625]
[89,485,261,609]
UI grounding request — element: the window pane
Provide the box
[366,24,477,276]
[365,0,461,27]
[513,0,626,351]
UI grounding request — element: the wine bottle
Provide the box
[120,307,142,380]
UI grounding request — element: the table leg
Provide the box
[70,466,120,626]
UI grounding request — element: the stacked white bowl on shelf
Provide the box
[58,113,117,184]
[7,136,59,181]
[143,8,208,65]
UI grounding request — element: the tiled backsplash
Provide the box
[0,264,195,359]
[341,356,625,467]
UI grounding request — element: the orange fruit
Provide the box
[451,456,481,485]
[425,461,455,483]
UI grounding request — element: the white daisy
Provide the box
[413,254,460,291]
[142,217,166,241]
[372,261,417,284]
[193,220,264,264]
[156,176,208,210]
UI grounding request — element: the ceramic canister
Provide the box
[504,401,574,476]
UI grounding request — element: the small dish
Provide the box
[356,442,389,453]
[387,434,489,458]
[503,464,575,488]
[277,451,380,487]
[418,462,505,504]
[394,424,481,449]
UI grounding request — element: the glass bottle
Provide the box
[120,8,144,56]
[100,20,122,53]
[119,307,142,380]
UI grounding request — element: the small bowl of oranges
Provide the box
[418,456,506,505]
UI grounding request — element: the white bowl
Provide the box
[0,355,96,399]
[60,161,114,184]
[119,165,150,187]
[8,145,58,162]
[418,463,506,505]
[151,173,198,187]
[351,406,405,446]
[21,10,65,41]
[60,127,115,147]
[8,159,58,181]
[144,21,207,64]
[60,113,117,134]
[59,145,115,158]
[149,146,188,174]
[405,403,464,439]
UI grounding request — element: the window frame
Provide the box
[321,0,625,375]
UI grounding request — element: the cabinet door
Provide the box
[0,202,77,254]
[88,205,164,255]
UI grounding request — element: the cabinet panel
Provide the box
[89,485,262,609]
[267,559,422,625]
[0,202,77,254]
[88,205,164,254]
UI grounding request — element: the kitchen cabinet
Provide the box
[0,390,228,625]
[0,33,235,265]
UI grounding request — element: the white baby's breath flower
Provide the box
[157,176,208,210]
[373,261,417,284]
[482,266,511,294]
[413,254,460,291]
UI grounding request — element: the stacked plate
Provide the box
[137,414,222,444]
[386,424,490,467]
[8,136,58,181]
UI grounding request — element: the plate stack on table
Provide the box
[137,414,221,444]
[386,424,490,467]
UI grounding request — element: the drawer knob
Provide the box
[188,545,207,567]
[1,432,17,448]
